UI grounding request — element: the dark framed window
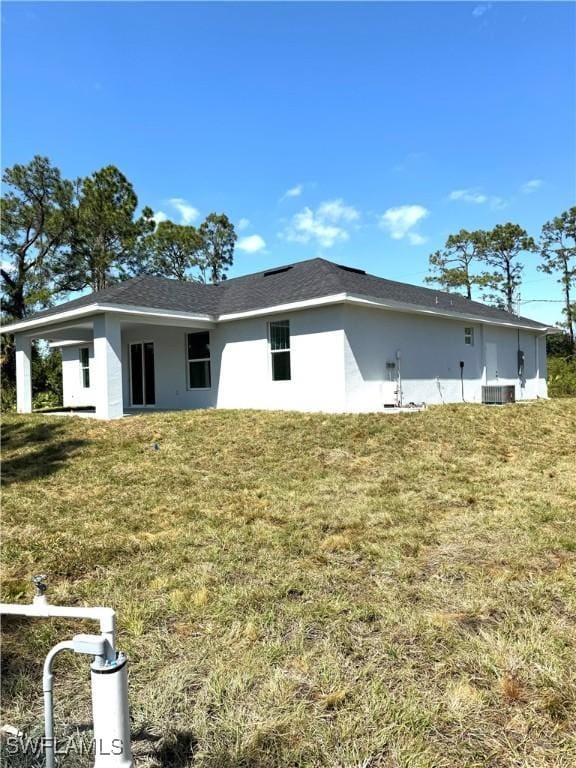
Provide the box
[269,320,291,381]
[80,347,90,388]
[187,331,211,388]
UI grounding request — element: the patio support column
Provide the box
[15,334,33,414]
[93,313,123,419]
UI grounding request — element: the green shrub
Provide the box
[1,387,62,413]
[547,333,574,358]
[1,383,16,412]
[32,344,62,403]
[32,390,62,411]
[548,356,576,397]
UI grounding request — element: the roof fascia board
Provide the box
[217,293,348,321]
[344,294,550,332]
[48,340,92,349]
[97,303,215,326]
[1,303,215,334]
[217,292,549,331]
[1,304,102,334]
[1,291,550,335]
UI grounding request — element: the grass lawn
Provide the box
[1,400,576,767]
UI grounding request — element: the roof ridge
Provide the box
[313,258,351,292]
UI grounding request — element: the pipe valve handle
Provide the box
[32,575,47,596]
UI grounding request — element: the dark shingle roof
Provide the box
[21,274,220,320]
[20,258,547,330]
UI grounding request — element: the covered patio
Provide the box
[8,307,215,420]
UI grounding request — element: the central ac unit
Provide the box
[482,385,516,405]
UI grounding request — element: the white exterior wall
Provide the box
[62,344,96,407]
[93,314,124,419]
[121,325,214,411]
[15,334,33,413]
[121,305,347,412]
[216,307,346,411]
[343,305,548,410]
[57,304,547,415]
[481,324,547,400]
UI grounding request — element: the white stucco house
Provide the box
[3,258,550,419]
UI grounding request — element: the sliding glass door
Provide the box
[129,342,156,406]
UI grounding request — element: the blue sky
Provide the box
[2,1,575,324]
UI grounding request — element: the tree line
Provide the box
[0,156,574,407]
[425,212,576,348]
[1,155,237,323]
[2,155,574,343]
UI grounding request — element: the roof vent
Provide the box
[263,266,293,277]
[335,264,366,275]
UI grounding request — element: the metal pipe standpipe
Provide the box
[91,653,133,768]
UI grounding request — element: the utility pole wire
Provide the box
[520,299,564,304]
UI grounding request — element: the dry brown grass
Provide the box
[1,399,576,767]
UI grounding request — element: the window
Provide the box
[187,332,211,388]
[80,347,90,388]
[130,342,156,406]
[269,320,291,381]
[464,327,474,346]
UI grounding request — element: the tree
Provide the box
[547,331,574,358]
[197,213,237,283]
[481,223,537,313]
[1,156,74,320]
[425,229,490,299]
[32,343,63,405]
[60,165,154,292]
[142,220,204,281]
[538,207,576,348]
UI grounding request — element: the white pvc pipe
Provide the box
[43,641,75,768]
[91,656,134,767]
[0,598,116,660]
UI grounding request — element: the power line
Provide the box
[520,299,564,304]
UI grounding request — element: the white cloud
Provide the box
[283,198,360,248]
[379,205,429,244]
[237,217,251,231]
[237,234,266,254]
[489,197,507,211]
[448,188,507,210]
[317,199,360,223]
[152,210,168,226]
[520,179,542,194]
[282,184,303,200]
[285,210,347,248]
[168,198,200,225]
[472,4,491,18]
[449,189,488,204]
